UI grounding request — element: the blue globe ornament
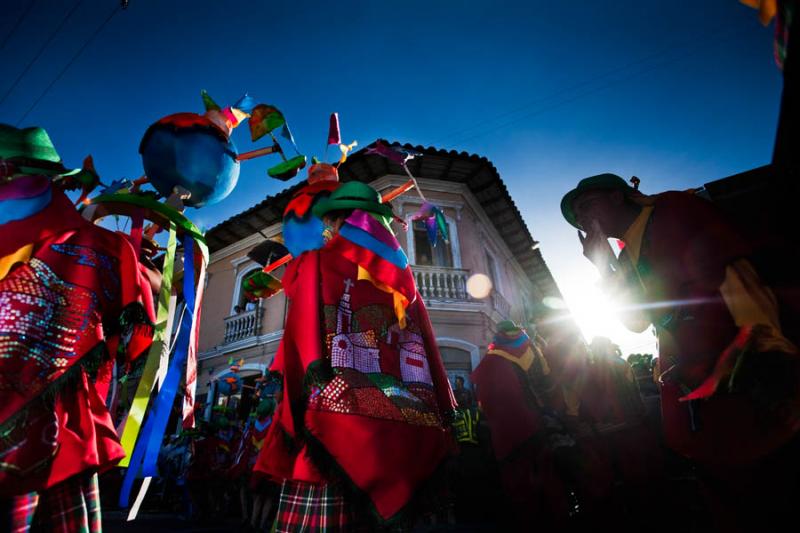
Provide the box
[139,112,239,208]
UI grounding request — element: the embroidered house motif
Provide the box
[329,279,381,373]
[387,324,433,386]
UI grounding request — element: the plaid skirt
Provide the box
[4,473,101,533]
[274,480,359,533]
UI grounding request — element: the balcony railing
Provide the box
[413,265,469,301]
[223,306,262,344]
[491,290,511,319]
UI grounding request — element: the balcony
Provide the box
[223,306,262,344]
[413,265,469,301]
[491,290,511,320]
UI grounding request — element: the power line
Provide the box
[16,5,120,126]
[0,1,83,108]
[0,0,37,53]
[432,24,735,149]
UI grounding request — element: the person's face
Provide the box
[573,189,622,236]
[323,215,346,235]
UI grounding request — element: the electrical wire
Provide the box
[0,0,37,53]
[432,24,737,148]
[0,1,82,108]
[16,4,120,126]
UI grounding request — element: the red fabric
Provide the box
[326,234,417,306]
[633,192,796,465]
[7,473,102,533]
[0,187,154,496]
[471,354,541,460]
[284,181,339,219]
[255,242,454,521]
[275,480,354,533]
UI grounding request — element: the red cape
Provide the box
[0,188,154,495]
[255,243,454,520]
[471,354,541,461]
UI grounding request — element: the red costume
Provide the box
[255,209,454,526]
[0,184,154,496]
[615,191,799,466]
[471,323,569,529]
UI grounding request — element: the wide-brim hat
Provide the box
[0,124,79,177]
[312,180,393,219]
[560,173,634,230]
[496,320,522,334]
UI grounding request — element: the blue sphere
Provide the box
[140,113,239,208]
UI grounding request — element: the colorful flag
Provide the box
[365,140,420,167]
[328,112,341,145]
[412,201,449,247]
[201,89,220,111]
[249,104,286,141]
[281,123,301,153]
[233,93,257,114]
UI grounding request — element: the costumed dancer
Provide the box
[471,320,569,530]
[229,397,276,530]
[0,125,156,532]
[254,181,455,531]
[561,173,800,530]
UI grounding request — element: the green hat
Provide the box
[0,124,79,177]
[560,173,634,230]
[311,181,393,220]
[496,320,521,333]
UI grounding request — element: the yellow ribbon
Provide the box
[357,265,408,328]
[118,223,177,466]
[0,244,33,280]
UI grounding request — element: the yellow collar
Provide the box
[621,206,654,267]
[487,346,534,371]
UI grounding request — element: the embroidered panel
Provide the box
[0,258,99,397]
[310,279,441,427]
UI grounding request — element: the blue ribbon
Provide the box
[120,235,197,507]
[0,187,51,225]
[339,223,409,269]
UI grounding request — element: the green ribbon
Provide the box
[118,222,177,466]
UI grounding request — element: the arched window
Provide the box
[405,211,462,268]
[231,264,262,315]
[485,251,500,292]
[413,220,453,267]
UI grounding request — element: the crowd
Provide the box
[2,120,799,533]
[122,174,798,533]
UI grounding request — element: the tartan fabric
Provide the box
[3,473,101,533]
[6,491,38,533]
[274,480,352,533]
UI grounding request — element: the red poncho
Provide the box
[0,186,154,496]
[255,237,455,521]
[471,333,542,461]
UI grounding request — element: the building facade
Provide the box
[195,141,566,417]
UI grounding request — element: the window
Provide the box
[485,252,500,293]
[439,346,474,392]
[413,220,453,267]
[233,267,261,313]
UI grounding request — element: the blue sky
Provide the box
[1,0,782,354]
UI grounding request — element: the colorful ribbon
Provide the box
[117,223,176,467]
[120,233,199,506]
[182,254,205,428]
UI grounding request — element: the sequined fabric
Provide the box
[0,187,154,496]
[311,283,442,427]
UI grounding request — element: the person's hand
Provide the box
[578,219,617,276]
